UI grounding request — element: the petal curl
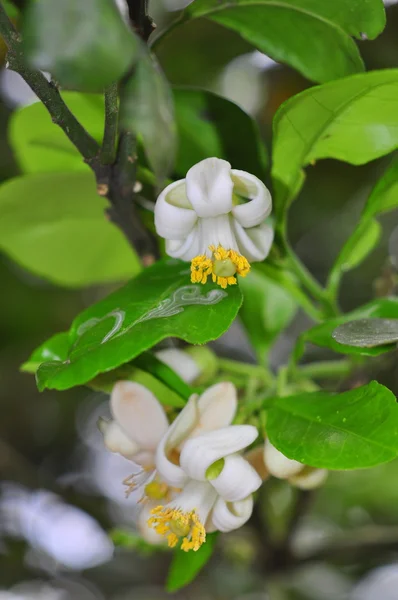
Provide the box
[290,468,328,490]
[231,170,272,228]
[179,425,258,482]
[155,180,197,240]
[195,382,237,432]
[210,495,253,533]
[263,439,303,479]
[165,227,200,260]
[233,220,274,262]
[186,158,233,218]
[111,382,169,451]
[210,453,262,502]
[102,420,139,459]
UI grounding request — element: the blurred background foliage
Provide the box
[2,1,398,599]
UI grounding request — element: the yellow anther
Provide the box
[148,506,206,552]
[144,481,168,501]
[190,245,250,289]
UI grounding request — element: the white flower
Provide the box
[263,439,328,490]
[147,382,262,551]
[100,381,169,494]
[154,157,273,289]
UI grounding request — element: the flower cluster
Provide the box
[101,374,327,552]
[154,157,274,289]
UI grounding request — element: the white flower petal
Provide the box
[155,395,199,487]
[169,479,217,526]
[186,158,233,218]
[102,420,139,459]
[245,446,269,481]
[165,226,201,260]
[290,468,328,490]
[179,425,258,481]
[155,180,197,240]
[111,382,169,451]
[199,214,239,254]
[211,453,262,502]
[196,382,237,432]
[263,439,303,479]
[210,495,253,533]
[155,349,201,384]
[231,170,272,228]
[232,220,274,262]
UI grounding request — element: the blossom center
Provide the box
[190,245,250,289]
[144,481,168,500]
[148,506,206,552]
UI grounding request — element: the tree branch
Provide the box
[126,0,155,41]
[0,1,159,262]
[0,3,100,165]
[101,82,119,165]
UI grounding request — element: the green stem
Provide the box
[0,3,99,165]
[101,83,119,164]
[283,241,339,318]
[256,263,322,322]
[296,359,353,381]
[218,358,274,386]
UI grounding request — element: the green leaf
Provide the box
[267,381,398,469]
[162,0,385,84]
[133,352,193,401]
[167,532,218,592]
[21,332,70,373]
[23,0,138,91]
[362,154,398,220]
[327,219,381,295]
[333,318,398,349]
[0,172,140,287]
[120,44,176,183]
[36,259,243,391]
[272,69,398,219]
[173,87,267,178]
[239,268,296,364]
[328,155,398,294]
[9,93,104,174]
[297,298,398,358]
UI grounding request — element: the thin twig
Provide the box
[101,83,119,164]
[0,3,99,166]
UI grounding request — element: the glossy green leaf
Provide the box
[0,172,140,287]
[362,154,398,220]
[120,45,176,183]
[239,268,296,364]
[167,533,218,592]
[36,260,243,391]
[173,87,267,178]
[23,0,138,91]
[333,318,398,348]
[327,219,381,295]
[267,381,398,469]
[9,93,104,174]
[297,297,398,358]
[160,0,385,84]
[21,332,70,373]
[328,156,398,294]
[272,70,398,219]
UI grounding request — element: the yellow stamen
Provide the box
[190,245,250,289]
[148,506,206,552]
